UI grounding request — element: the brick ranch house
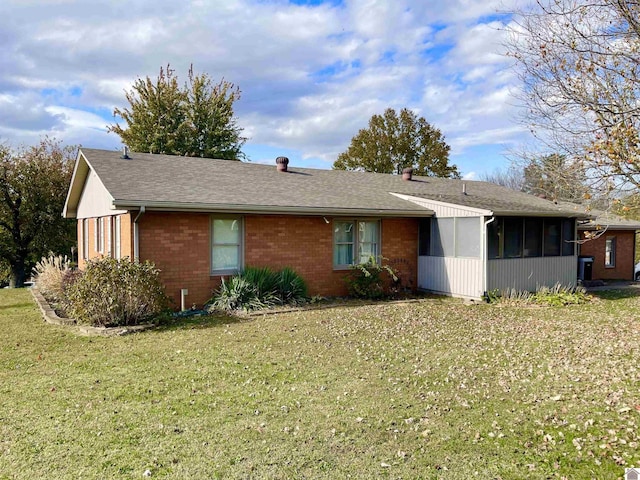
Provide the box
[64,148,600,307]
[577,211,640,282]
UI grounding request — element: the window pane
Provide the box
[431,218,454,257]
[487,219,501,259]
[605,237,616,267]
[455,217,480,258]
[213,219,240,244]
[562,219,575,256]
[504,218,523,258]
[212,245,239,270]
[334,244,353,265]
[334,222,354,243]
[358,242,378,263]
[418,218,431,256]
[359,221,378,243]
[524,218,542,257]
[543,219,561,256]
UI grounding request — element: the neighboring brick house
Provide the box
[577,212,640,281]
[64,148,590,307]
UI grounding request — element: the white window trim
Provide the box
[210,215,244,275]
[333,219,381,270]
[105,216,112,257]
[605,236,616,268]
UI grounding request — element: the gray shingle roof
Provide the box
[73,148,590,218]
[556,202,640,230]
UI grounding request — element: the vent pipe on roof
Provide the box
[276,156,289,172]
[121,146,130,159]
[462,183,467,195]
[402,167,413,181]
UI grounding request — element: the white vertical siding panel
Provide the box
[390,194,490,217]
[76,170,127,219]
[487,256,577,292]
[418,256,484,298]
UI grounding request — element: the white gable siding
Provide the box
[391,193,491,218]
[76,170,127,219]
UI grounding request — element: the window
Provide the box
[523,218,542,257]
[605,237,616,267]
[333,220,379,268]
[488,217,576,260]
[455,217,480,258]
[113,216,121,260]
[430,217,481,258]
[504,218,523,258]
[105,217,112,257]
[418,218,431,256]
[543,219,561,256]
[561,219,575,256]
[211,217,243,273]
[94,217,104,254]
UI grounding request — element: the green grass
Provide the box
[1,289,639,479]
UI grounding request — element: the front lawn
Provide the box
[1,289,639,479]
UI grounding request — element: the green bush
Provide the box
[345,257,399,299]
[207,266,308,312]
[66,257,169,327]
[484,283,590,306]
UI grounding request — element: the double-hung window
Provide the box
[333,220,380,268]
[605,237,616,267]
[211,217,243,273]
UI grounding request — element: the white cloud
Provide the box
[0,0,532,176]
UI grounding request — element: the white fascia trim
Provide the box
[390,192,493,216]
[112,200,434,218]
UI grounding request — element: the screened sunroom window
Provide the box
[211,217,243,273]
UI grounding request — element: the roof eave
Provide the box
[62,149,89,218]
[112,200,434,217]
[495,210,594,219]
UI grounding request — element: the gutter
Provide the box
[133,206,146,262]
[482,216,496,297]
[112,200,434,218]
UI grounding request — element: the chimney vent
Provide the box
[462,183,467,195]
[402,167,413,181]
[276,156,289,172]
[121,146,130,159]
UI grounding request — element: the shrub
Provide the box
[66,257,169,327]
[345,257,399,300]
[33,254,70,302]
[277,267,308,305]
[207,266,308,312]
[484,283,590,306]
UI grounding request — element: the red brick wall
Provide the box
[579,229,636,280]
[136,212,419,307]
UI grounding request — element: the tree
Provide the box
[522,154,589,202]
[479,165,524,191]
[0,139,76,287]
[109,65,245,160]
[333,108,459,178]
[506,0,640,196]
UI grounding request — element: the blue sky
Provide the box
[0,0,526,179]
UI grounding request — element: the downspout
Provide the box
[483,216,496,297]
[133,206,146,262]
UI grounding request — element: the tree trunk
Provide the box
[9,258,26,288]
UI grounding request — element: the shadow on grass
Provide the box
[154,312,246,332]
[590,289,640,301]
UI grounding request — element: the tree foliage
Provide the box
[522,154,589,202]
[109,65,245,160]
[0,139,76,287]
[333,108,459,178]
[479,165,525,191]
[507,0,640,195]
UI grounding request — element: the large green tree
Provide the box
[507,0,640,196]
[333,108,459,178]
[522,154,589,202]
[0,139,76,287]
[109,65,245,159]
